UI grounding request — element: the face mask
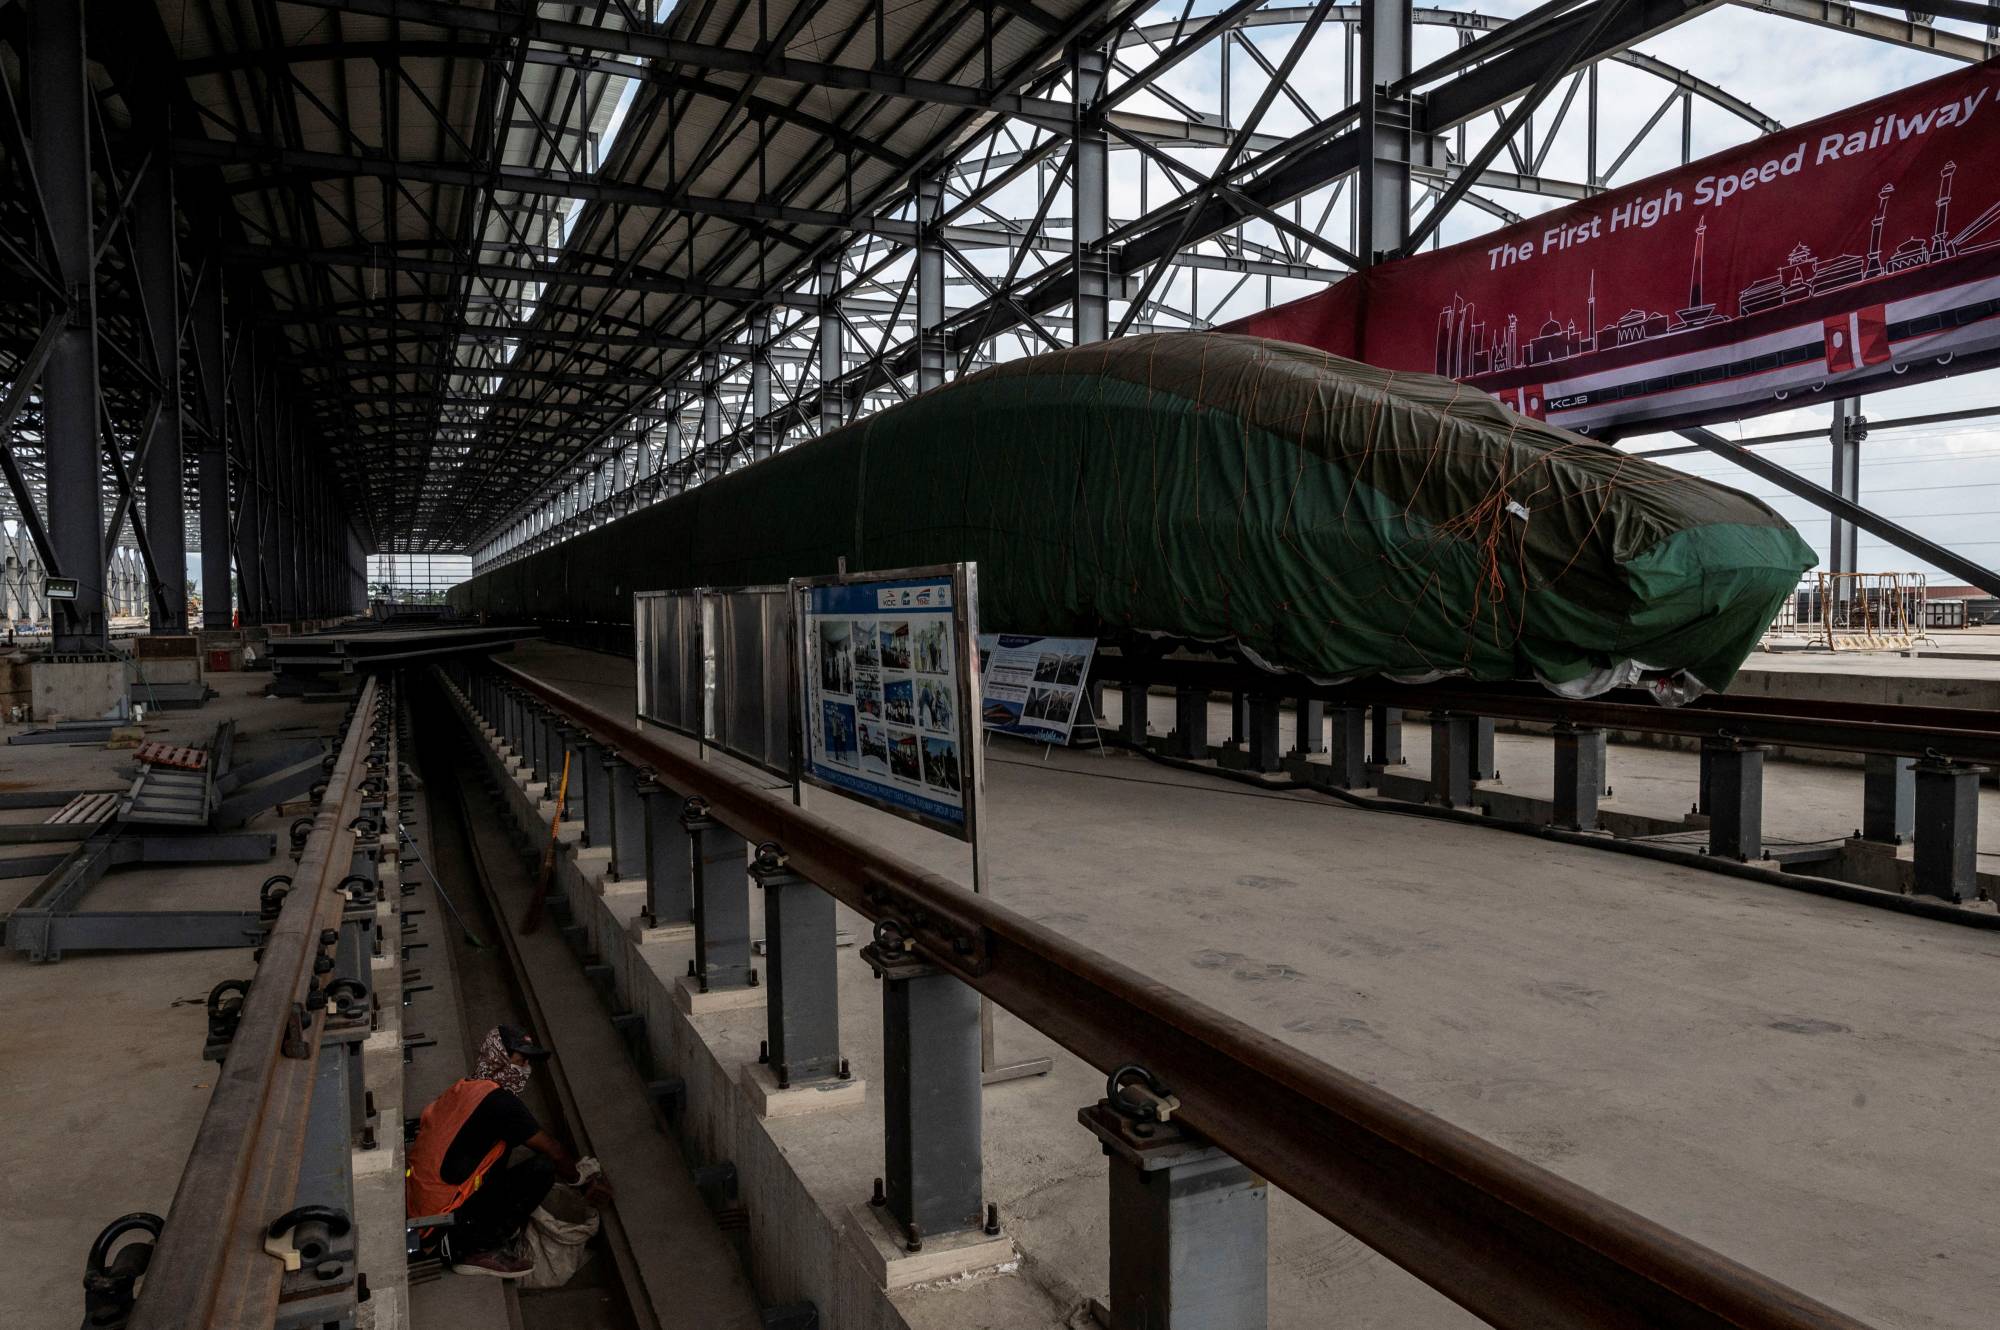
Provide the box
[474,1027,531,1095]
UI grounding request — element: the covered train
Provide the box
[449,333,1814,698]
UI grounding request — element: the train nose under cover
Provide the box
[454,333,1815,699]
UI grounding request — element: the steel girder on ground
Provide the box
[3,0,1993,575]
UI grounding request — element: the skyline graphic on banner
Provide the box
[1433,165,2000,382]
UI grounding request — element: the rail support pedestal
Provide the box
[1702,740,1765,861]
[554,724,585,821]
[857,931,992,1266]
[1429,713,1473,808]
[1861,754,1915,845]
[1912,761,1984,903]
[1170,687,1207,759]
[1470,716,1498,782]
[606,754,647,883]
[746,846,859,1116]
[634,775,694,938]
[1080,1097,1269,1330]
[1247,697,1282,773]
[524,702,548,785]
[1552,725,1606,832]
[1326,706,1367,788]
[579,738,611,849]
[1291,699,1324,756]
[677,799,759,1011]
[1368,705,1403,770]
[1121,681,1149,744]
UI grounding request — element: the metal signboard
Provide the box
[708,585,792,779]
[978,634,1097,745]
[44,576,79,602]
[793,564,980,841]
[634,589,704,739]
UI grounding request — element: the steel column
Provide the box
[1368,705,1403,769]
[917,172,947,393]
[1072,43,1109,345]
[1358,0,1414,265]
[1430,713,1473,808]
[32,0,106,650]
[1247,696,1282,773]
[701,351,722,476]
[1860,753,1914,845]
[640,776,693,926]
[1828,399,1862,596]
[135,152,187,631]
[231,343,264,624]
[1082,1097,1269,1330]
[1292,700,1325,756]
[1911,761,1982,903]
[1552,725,1606,832]
[818,257,846,433]
[606,753,646,882]
[867,937,984,1241]
[752,848,843,1086]
[1701,740,1765,861]
[1326,706,1367,788]
[1171,686,1207,759]
[750,311,776,461]
[1121,680,1149,744]
[578,736,610,847]
[683,799,755,992]
[1470,716,1498,782]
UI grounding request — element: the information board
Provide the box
[795,566,978,839]
[977,634,1097,745]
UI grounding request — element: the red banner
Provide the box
[1233,59,2000,438]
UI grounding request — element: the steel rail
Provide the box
[1087,655,2000,767]
[486,658,1876,1330]
[129,678,383,1330]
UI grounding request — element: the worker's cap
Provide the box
[498,1024,553,1059]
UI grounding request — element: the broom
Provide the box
[520,750,572,934]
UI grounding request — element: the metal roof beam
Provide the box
[270,0,1075,127]
[223,242,822,311]
[173,138,910,239]
[1729,0,1994,59]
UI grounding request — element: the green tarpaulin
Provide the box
[454,333,1814,697]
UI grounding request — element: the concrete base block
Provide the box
[740,1060,866,1120]
[674,972,765,1015]
[628,917,695,946]
[844,1201,1015,1290]
[573,845,613,886]
[599,877,646,902]
[31,658,130,722]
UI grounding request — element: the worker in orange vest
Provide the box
[406,1025,610,1277]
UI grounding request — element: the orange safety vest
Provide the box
[406,1078,507,1222]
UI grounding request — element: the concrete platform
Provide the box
[490,638,2000,1330]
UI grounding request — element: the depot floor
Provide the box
[506,640,1997,1330]
[2,642,1997,1329]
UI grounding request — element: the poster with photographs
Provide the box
[977,634,1097,745]
[796,569,976,838]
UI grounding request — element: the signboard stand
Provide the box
[793,563,1048,1084]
